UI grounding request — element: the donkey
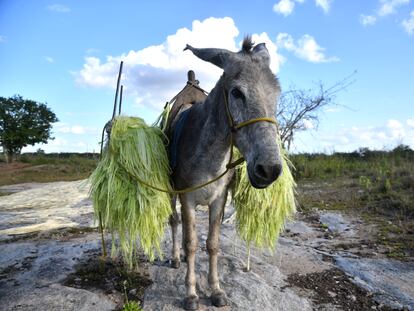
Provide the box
[168,37,283,310]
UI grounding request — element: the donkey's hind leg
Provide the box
[169,195,181,269]
[207,190,228,307]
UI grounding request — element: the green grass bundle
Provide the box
[233,141,296,250]
[89,116,172,267]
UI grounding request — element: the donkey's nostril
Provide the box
[255,164,267,180]
[254,163,283,183]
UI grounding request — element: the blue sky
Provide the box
[0,0,413,153]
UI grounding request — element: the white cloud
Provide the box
[315,0,332,13]
[402,11,414,35]
[273,0,331,16]
[22,137,69,153]
[85,48,100,54]
[75,17,283,110]
[325,107,340,113]
[314,118,413,152]
[386,119,403,129]
[45,56,54,63]
[75,141,87,148]
[378,0,410,17]
[276,33,339,63]
[55,123,98,135]
[302,119,314,129]
[360,0,411,30]
[359,0,414,31]
[21,137,97,153]
[377,132,388,139]
[360,14,377,26]
[0,35,6,43]
[46,4,71,13]
[71,126,87,134]
[273,0,297,16]
[386,119,405,140]
[49,137,68,147]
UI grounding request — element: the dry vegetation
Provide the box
[0,152,98,186]
[1,145,413,260]
[292,144,414,260]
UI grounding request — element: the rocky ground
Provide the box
[0,181,413,311]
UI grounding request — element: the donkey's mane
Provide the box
[241,35,254,54]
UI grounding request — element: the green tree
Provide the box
[0,95,58,163]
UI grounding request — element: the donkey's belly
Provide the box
[183,178,230,207]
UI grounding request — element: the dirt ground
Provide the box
[63,251,152,309]
[0,180,413,310]
[284,268,393,311]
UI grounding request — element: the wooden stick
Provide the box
[118,85,123,115]
[98,211,107,257]
[112,61,124,120]
[99,126,106,160]
[246,246,251,272]
[100,60,123,258]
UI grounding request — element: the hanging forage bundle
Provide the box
[89,116,172,267]
[233,139,296,251]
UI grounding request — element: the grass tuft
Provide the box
[89,116,172,267]
[233,140,296,249]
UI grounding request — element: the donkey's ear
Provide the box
[252,43,270,66]
[184,44,233,69]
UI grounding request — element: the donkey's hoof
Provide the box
[184,295,199,310]
[211,291,227,307]
[171,259,180,269]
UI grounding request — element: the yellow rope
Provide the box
[125,165,231,195]
[234,117,277,129]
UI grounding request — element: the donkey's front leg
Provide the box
[207,192,228,307]
[181,198,199,310]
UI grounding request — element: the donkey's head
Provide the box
[185,37,282,188]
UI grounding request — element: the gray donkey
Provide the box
[168,37,283,310]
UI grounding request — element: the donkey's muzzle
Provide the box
[251,162,282,189]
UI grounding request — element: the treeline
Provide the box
[291,144,414,180]
[294,144,414,161]
[19,152,99,159]
[0,152,99,165]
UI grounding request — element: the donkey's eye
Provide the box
[231,88,244,100]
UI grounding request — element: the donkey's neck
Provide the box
[191,79,231,171]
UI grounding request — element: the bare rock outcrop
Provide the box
[143,209,313,311]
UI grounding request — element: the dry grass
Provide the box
[294,145,414,259]
[233,145,296,249]
[0,154,98,186]
[89,117,172,267]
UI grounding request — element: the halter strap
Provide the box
[222,89,278,132]
[234,117,277,130]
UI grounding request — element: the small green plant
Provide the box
[321,223,329,230]
[383,178,392,194]
[359,175,372,191]
[122,301,142,311]
[122,280,142,311]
